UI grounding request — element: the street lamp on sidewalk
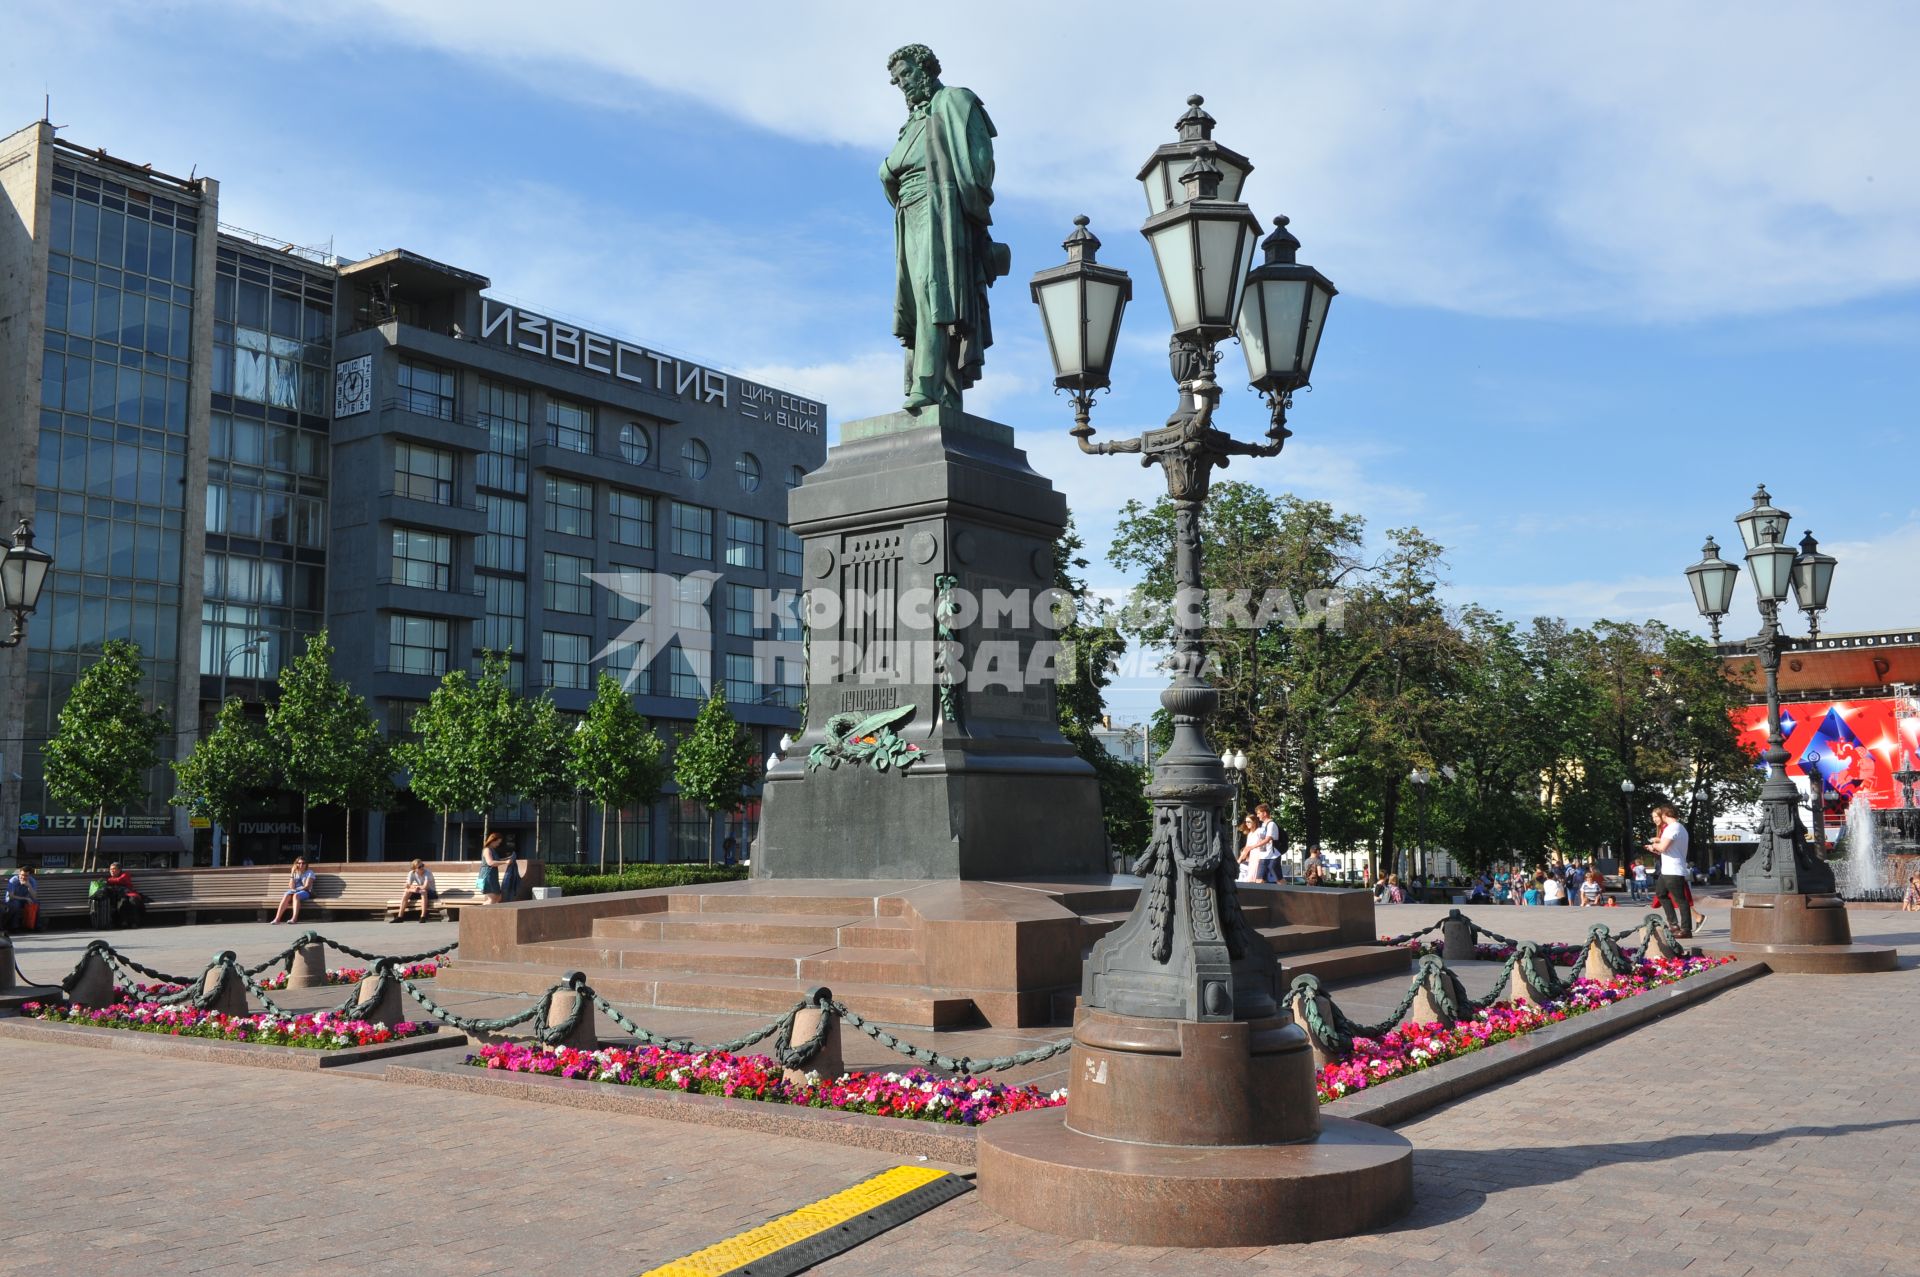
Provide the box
[210,630,269,867]
[1408,767,1429,883]
[1221,748,1248,834]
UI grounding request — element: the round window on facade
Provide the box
[787,465,806,490]
[736,452,761,493]
[681,438,709,480]
[619,423,652,467]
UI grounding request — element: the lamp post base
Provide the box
[1705,892,1896,974]
[975,1008,1413,1247]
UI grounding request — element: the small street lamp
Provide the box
[1682,484,1838,896]
[211,630,269,868]
[0,517,55,649]
[1220,748,1249,833]
[1407,767,1428,883]
[1619,777,1637,869]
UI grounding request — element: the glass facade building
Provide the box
[2,122,826,865]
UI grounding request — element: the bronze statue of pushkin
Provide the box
[880,44,1008,413]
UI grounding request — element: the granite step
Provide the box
[653,913,870,947]
[836,916,920,951]
[1281,943,1412,983]
[797,945,930,985]
[669,891,887,917]
[434,960,973,1028]
[516,937,828,979]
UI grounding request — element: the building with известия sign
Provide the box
[0,119,826,868]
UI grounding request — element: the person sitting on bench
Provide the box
[394,859,437,923]
[269,858,315,925]
[4,865,39,932]
[477,832,519,904]
[104,862,146,928]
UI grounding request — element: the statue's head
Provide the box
[887,44,941,107]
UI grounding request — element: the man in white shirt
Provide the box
[1253,803,1282,884]
[1645,804,1694,939]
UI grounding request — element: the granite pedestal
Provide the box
[754,406,1106,881]
[977,1007,1413,1246]
[1709,891,1897,974]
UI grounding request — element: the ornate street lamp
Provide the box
[1030,99,1337,1024]
[0,517,55,649]
[1030,216,1133,445]
[1791,531,1836,639]
[1238,215,1338,441]
[1684,536,1741,642]
[1733,483,1791,553]
[1135,95,1252,215]
[1681,484,1836,899]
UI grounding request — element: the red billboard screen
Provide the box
[1733,694,1920,810]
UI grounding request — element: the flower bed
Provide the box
[257,960,441,990]
[122,960,440,999]
[22,1001,426,1049]
[469,1041,1064,1126]
[1317,954,1731,1102]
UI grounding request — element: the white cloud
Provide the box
[256,0,1920,323]
[1455,521,1920,636]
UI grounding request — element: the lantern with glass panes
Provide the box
[0,518,54,649]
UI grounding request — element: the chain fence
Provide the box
[17,911,1701,1075]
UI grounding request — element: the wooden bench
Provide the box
[4,861,542,928]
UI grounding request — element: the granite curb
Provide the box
[1324,958,1767,1128]
[0,1014,447,1071]
[384,1055,982,1165]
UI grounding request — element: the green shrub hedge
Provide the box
[541,864,749,896]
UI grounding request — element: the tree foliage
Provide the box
[1106,484,1758,878]
[570,673,667,870]
[43,638,170,870]
[672,687,760,865]
[170,698,273,858]
[1053,518,1150,864]
[265,632,388,859]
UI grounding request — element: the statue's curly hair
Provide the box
[887,43,940,78]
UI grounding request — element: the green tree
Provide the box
[395,673,472,858]
[571,673,667,870]
[43,638,170,870]
[1109,483,1371,848]
[520,695,578,861]
[673,687,760,866]
[267,631,386,859]
[1054,518,1150,864]
[458,650,535,845]
[171,698,272,865]
[339,717,397,862]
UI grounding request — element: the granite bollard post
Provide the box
[1439,911,1474,962]
[200,956,250,1017]
[285,940,328,990]
[539,980,599,1051]
[782,1003,844,1086]
[350,970,409,1028]
[65,949,116,1007]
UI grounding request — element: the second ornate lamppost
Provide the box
[1681,485,1892,972]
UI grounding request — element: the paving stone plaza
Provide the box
[2,901,1913,1276]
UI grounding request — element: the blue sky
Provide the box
[7,2,1916,724]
